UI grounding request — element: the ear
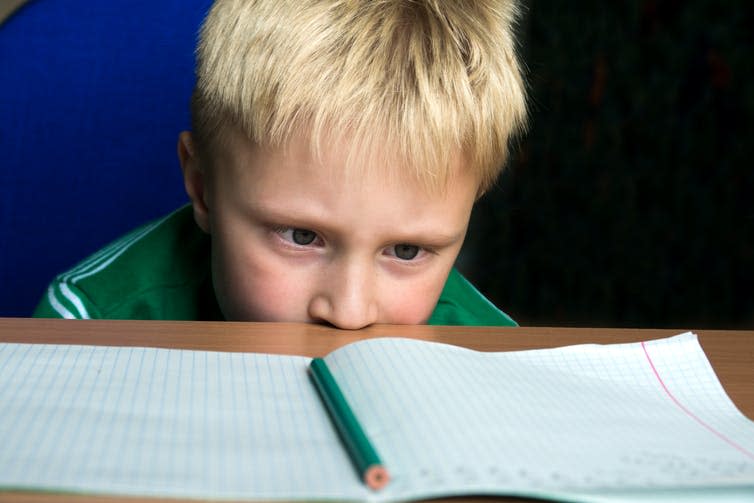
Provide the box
[178,131,211,233]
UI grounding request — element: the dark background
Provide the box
[460,1,754,328]
[1,0,752,327]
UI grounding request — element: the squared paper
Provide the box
[1,332,753,501]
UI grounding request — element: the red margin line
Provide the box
[641,341,754,460]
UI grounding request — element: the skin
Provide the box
[178,127,480,329]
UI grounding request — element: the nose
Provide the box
[308,259,378,330]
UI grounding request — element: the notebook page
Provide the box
[0,343,370,501]
[324,332,754,501]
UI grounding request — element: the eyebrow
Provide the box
[247,203,466,248]
[389,227,465,247]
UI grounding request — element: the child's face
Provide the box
[180,129,479,329]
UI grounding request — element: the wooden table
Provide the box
[1,317,753,502]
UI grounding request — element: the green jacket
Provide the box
[34,206,516,326]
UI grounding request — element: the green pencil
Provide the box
[309,357,390,491]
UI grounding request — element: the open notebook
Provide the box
[1,332,753,502]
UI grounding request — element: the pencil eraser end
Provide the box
[365,465,390,491]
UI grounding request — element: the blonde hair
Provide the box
[192,0,527,193]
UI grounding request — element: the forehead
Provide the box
[212,126,480,199]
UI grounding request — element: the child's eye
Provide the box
[291,228,317,245]
[391,244,420,260]
[276,227,320,246]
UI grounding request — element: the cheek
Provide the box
[385,298,437,324]
[380,273,448,324]
[211,236,311,322]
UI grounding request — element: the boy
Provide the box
[34,0,527,328]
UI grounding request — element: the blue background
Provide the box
[1,0,213,316]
